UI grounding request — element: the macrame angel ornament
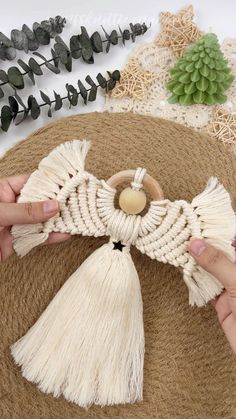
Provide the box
[11,140,235,408]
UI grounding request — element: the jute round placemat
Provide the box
[0,112,236,419]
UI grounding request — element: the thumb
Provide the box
[188,238,236,294]
[0,200,59,226]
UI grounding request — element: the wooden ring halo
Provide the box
[106,169,164,201]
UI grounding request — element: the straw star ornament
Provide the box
[111,58,157,100]
[207,107,236,146]
[155,5,203,58]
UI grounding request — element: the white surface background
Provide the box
[0,0,236,157]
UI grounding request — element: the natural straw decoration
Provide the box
[155,5,203,58]
[110,58,157,100]
[206,107,236,147]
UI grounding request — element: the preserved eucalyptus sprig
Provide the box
[0,16,66,61]
[0,22,149,99]
[0,70,120,132]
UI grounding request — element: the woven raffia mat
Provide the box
[0,112,236,419]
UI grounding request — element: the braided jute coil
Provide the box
[12,139,236,307]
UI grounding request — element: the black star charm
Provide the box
[113,241,125,251]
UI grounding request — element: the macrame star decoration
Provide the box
[110,58,157,100]
[207,107,236,146]
[155,5,203,58]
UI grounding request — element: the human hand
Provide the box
[0,175,70,261]
[188,238,236,353]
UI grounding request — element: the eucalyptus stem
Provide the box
[0,16,66,61]
[0,70,120,132]
[0,22,149,99]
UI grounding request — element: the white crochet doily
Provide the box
[104,38,236,154]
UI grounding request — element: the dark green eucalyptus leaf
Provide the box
[91,32,103,53]
[28,95,40,119]
[41,20,53,36]
[8,67,24,89]
[51,16,66,35]
[54,35,69,50]
[13,91,29,125]
[22,24,35,40]
[79,26,93,63]
[11,29,28,53]
[132,23,142,35]
[70,35,82,59]
[33,51,60,74]
[110,30,118,45]
[5,47,16,61]
[51,48,60,67]
[105,41,111,53]
[88,84,97,101]
[8,96,19,118]
[28,57,43,75]
[129,23,136,42]
[66,84,78,106]
[96,73,107,88]
[111,70,120,81]
[19,24,38,51]
[0,45,6,60]
[14,91,27,110]
[33,51,46,60]
[0,87,4,98]
[54,35,71,67]
[107,78,116,91]
[141,23,148,34]
[54,42,68,65]
[0,32,13,47]
[53,90,63,110]
[17,58,30,72]
[65,54,72,72]
[33,23,50,45]
[46,60,61,74]
[0,69,8,83]
[18,59,35,84]
[85,75,96,87]
[40,90,51,105]
[119,26,130,45]
[78,80,88,104]
[1,105,13,132]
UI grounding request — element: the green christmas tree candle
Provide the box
[166,33,234,105]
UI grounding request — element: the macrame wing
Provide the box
[12,140,107,257]
[135,178,236,306]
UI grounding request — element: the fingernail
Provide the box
[189,238,206,256]
[43,200,59,215]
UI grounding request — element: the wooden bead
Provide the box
[119,187,147,215]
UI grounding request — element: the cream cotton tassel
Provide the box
[11,242,144,407]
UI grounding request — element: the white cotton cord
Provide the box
[131,167,146,191]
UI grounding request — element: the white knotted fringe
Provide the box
[12,139,91,256]
[183,177,236,306]
[11,242,144,408]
